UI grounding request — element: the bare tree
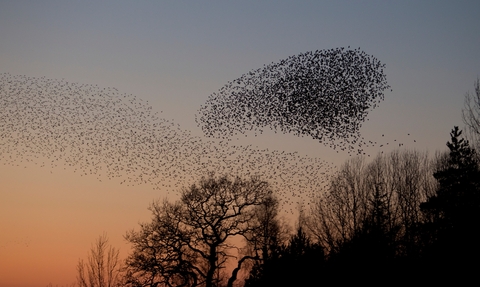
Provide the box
[237,194,290,287]
[307,156,369,253]
[77,233,122,287]
[307,149,437,258]
[462,78,480,159]
[124,173,274,287]
[244,195,286,261]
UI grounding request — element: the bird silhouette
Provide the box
[0,72,338,211]
[196,47,391,156]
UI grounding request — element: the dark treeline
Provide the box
[72,125,480,287]
[246,126,480,286]
[67,77,480,287]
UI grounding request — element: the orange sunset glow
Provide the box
[1,1,480,286]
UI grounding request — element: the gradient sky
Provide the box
[1,1,480,286]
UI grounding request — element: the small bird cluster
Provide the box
[0,73,336,212]
[196,48,391,153]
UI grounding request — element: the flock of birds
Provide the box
[1,48,417,213]
[197,47,391,154]
[1,73,334,212]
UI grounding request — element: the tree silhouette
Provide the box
[307,150,436,256]
[77,233,122,287]
[462,78,480,159]
[233,194,287,287]
[328,185,398,280]
[420,126,480,280]
[124,174,274,287]
[243,194,286,263]
[245,227,325,287]
[421,127,480,226]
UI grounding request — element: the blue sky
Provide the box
[1,1,479,286]
[1,1,478,154]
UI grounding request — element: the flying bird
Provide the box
[0,73,337,211]
[197,47,390,156]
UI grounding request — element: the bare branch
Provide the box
[124,174,276,287]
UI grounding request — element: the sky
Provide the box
[1,1,479,286]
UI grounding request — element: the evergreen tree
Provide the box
[421,126,480,228]
[420,126,480,280]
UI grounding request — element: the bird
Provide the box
[0,72,337,212]
[196,47,391,157]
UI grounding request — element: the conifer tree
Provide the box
[421,126,480,227]
[420,126,480,279]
